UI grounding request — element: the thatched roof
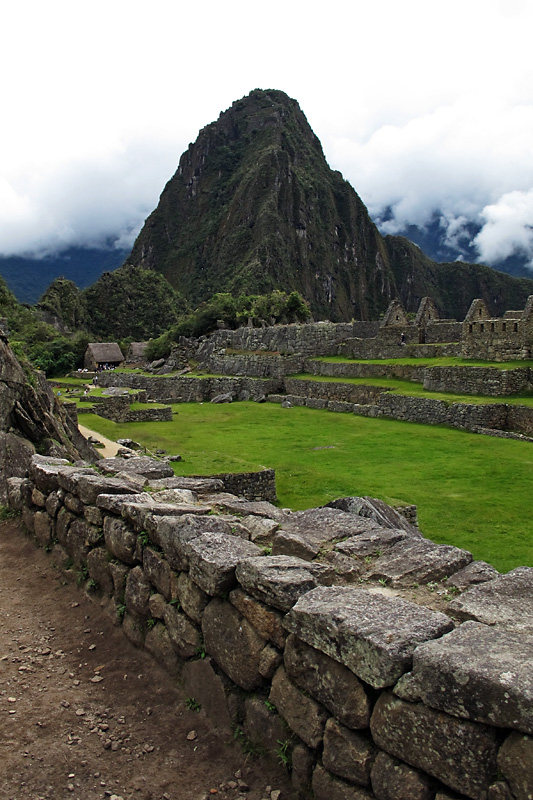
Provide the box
[85,343,124,363]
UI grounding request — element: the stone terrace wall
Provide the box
[338,341,461,359]
[284,378,388,406]
[202,321,380,357]
[271,381,533,437]
[8,455,533,800]
[93,395,173,423]
[203,353,305,379]
[305,360,427,382]
[97,373,282,403]
[423,366,532,397]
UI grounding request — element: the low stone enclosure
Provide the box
[96,370,533,440]
[7,453,533,800]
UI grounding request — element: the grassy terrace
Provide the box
[314,355,533,369]
[289,373,533,406]
[81,402,533,573]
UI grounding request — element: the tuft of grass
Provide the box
[185,697,201,712]
[0,505,21,520]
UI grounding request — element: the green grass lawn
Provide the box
[82,402,532,573]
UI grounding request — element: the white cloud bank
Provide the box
[1,0,533,270]
[325,98,533,268]
[475,190,533,266]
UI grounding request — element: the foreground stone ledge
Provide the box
[406,621,533,734]
[370,693,499,800]
[188,532,262,596]
[236,555,331,612]
[368,538,473,586]
[284,586,453,688]
[448,567,533,632]
[98,456,174,479]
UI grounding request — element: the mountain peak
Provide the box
[126,91,533,321]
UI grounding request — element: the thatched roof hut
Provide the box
[84,343,124,371]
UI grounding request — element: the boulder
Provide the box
[370,751,435,800]
[371,693,499,800]
[210,392,233,404]
[284,634,371,729]
[284,586,453,688]
[448,567,533,632]
[269,666,328,749]
[236,555,331,612]
[202,598,265,690]
[404,621,533,733]
[498,732,533,800]
[187,532,262,596]
[322,718,375,786]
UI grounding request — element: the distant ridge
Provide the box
[126,88,533,321]
[0,246,127,304]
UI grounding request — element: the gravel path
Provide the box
[0,520,295,800]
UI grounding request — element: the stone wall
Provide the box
[97,373,282,403]
[201,321,380,357]
[284,378,388,406]
[93,396,173,423]
[8,454,533,800]
[422,366,532,397]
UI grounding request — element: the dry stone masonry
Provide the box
[95,295,533,440]
[8,453,533,800]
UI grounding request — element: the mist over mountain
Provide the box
[2,88,533,322]
[383,211,533,280]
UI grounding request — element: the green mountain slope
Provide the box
[126,88,533,321]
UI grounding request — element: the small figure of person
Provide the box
[400,332,406,346]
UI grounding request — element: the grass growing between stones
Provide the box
[83,403,533,572]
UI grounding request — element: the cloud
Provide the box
[475,190,533,266]
[324,97,533,267]
[0,136,182,257]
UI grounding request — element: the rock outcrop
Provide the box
[0,336,98,502]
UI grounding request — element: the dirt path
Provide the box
[0,520,295,800]
[78,424,122,458]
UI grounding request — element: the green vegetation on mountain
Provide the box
[127,88,533,321]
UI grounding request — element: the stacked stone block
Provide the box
[8,454,533,800]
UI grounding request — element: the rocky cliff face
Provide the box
[126,89,533,321]
[0,335,98,502]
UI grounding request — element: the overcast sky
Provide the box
[2,0,533,270]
